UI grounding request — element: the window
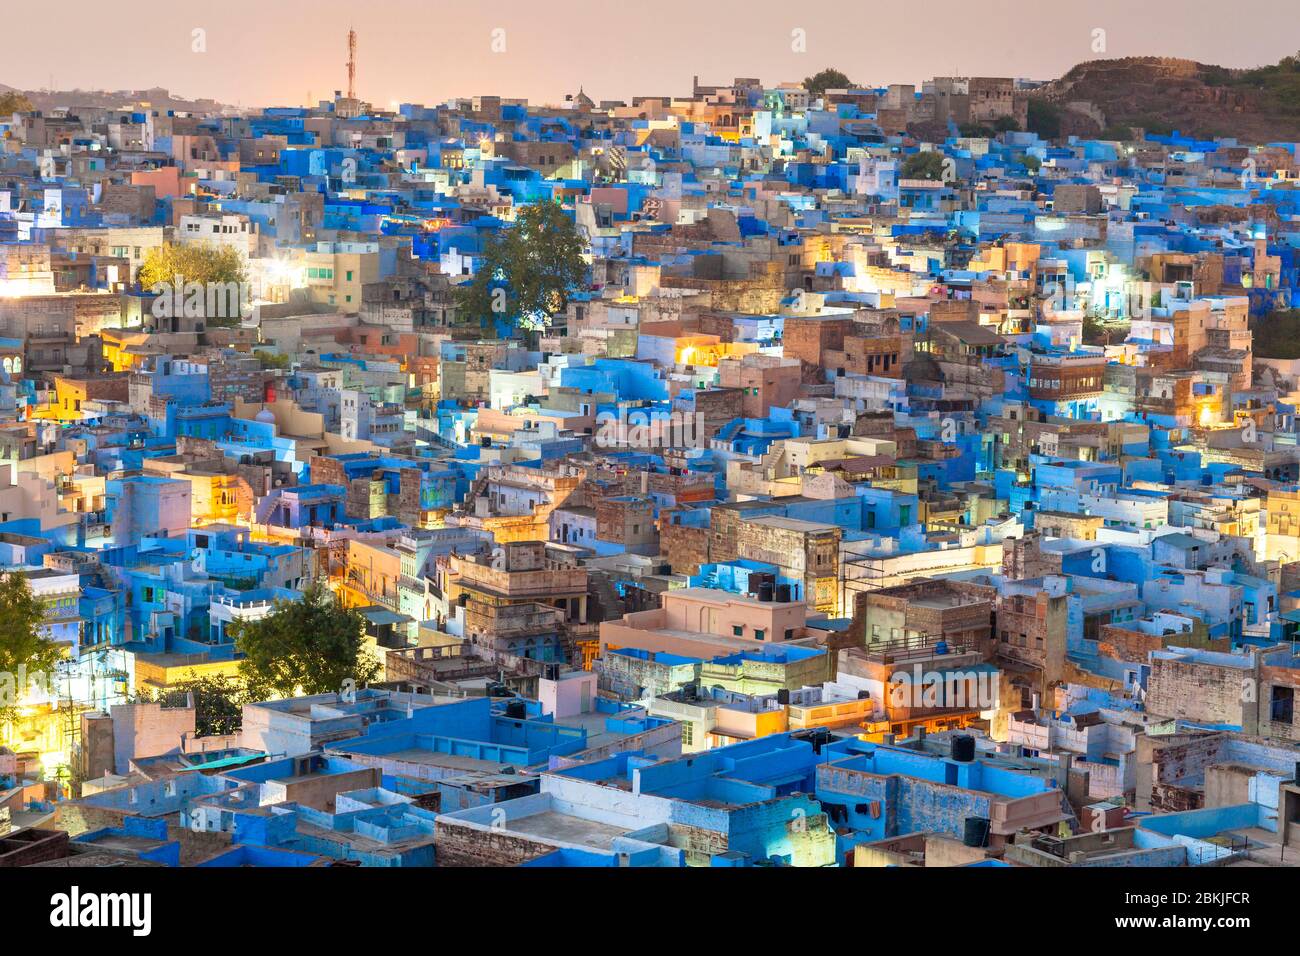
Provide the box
[754,629,765,641]
[732,625,744,637]
[1271,686,1295,724]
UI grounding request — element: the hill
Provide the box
[1028,55,1300,143]
[0,84,231,114]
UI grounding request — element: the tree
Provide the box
[901,151,947,181]
[255,350,291,370]
[1251,308,1300,360]
[1026,99,1062,140]
[454,201,588,344]
[232,580,379,699]
[153,672,246,737]
[803,68,852,96]
[139,242,249,324]
[0,573,63,724]
[0,91,35,115]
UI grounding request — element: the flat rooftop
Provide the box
[507,810,630,849]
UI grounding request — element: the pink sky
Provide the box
[2,0,1293,108]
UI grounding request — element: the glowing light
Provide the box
[679,346,696,365]
[41,750,70,775]
[264,258,306,289]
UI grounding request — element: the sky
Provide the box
[2,0,1296,109]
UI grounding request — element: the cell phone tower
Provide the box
[346,27,357,100]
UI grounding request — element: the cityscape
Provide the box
[0,4,1296,919]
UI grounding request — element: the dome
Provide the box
[254,408,277,424]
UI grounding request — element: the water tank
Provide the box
[504,700,527,719]
[775,584,792,603]
[963,816,990,848]
[776,688,790,706]
[758,582,775,603]
[951,734,976,762]
[934,640,949,655]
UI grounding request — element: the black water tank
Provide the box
[504,700,527,719]
[951,734,976,762]
[776,688,790,705]
[800,727,832,753]
[963,816,990,848]
[758,582,775,602]
[775,584,791,603]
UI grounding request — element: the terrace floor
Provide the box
[507,810,631,849]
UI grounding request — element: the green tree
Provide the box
[232,580,379,699]
[1252,309,1300,360]
[1026,99,1062,140]
[139,242,248,325]
[1023,154,1042,173]
[901,151,947,181]
[139,241,247,290]
[803,68,852,96]
[255,349,291,370]
[153,672,246,737]
[454,201,588,344]
[0,572,64,724]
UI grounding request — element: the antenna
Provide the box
[346,27,357,100]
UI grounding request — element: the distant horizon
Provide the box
[2,50,1290,114]
[1,0,1294,109]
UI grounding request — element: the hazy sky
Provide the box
[2,0,1295,108]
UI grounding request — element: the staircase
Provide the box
[588,571,627,624]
